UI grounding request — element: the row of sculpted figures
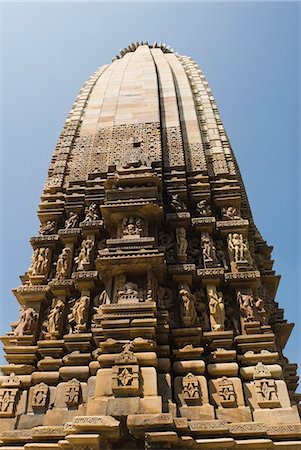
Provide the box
[11,273,273,340]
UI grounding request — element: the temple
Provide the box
[0,42,300,449]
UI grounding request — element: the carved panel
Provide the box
[162,126,185,167]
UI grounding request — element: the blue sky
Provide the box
[1,2,300,375]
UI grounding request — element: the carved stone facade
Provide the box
[0,43,300,449]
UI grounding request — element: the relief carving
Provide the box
[179,283,197,327]
[208,288,225,331]
[13,305,38,336]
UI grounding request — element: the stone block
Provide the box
[107,397,140,416]
[141,367,157,396]
[139,396,162,414]
[216,406,252,423]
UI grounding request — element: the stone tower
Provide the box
[0,43,300,449]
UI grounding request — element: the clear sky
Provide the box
[1,2,300,378]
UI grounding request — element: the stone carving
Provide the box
[194,288,210,330]
[65,211,79,229]
[222,206,241,220]
[176,227,188,259]
[253,362,272,379]
[45,298,65,338]
[39,220,56,235]
[218,377,236,407]
[115,343,137,364]
[13,305,38,336]
[0,373,21,417]
[254,379,280,408]
[170,193,187,212]
[201,232,218,267]
[122,217,143,238]
[157,286,173,310]
[215,240,228,270]
[208,289,225,331]
[179,283,197,327]
[237,289,268,327]
[227,233,253,270]
[182,373,202,405]
[117,279,140,304]
[32,382,49,408]
[66,378,81,406]
[224,296,240,333]
[28,247,50,276]
[187,237,201,265]
[196,199,212,216]
[93,289,111,315]
[82,203,100,223]
[158,231,176,262]
[74,238,94,271]
[55,248,70,280]
[67,295,90,333]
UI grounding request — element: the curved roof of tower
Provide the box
[46,43,255,230]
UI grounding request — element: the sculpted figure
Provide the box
[65,211,79,229]
[159,231,176,262]
[224,295,240,333]
[196,199,212,216]
[208,289,225,331]
[179,283,197,327]
[176,227,188,258]
[82,203,100,223]
[255,298,269,326]
[14,306,38,336]
[201,232,218,267]
[194,288,210,330]
[68,295,89,333]
[237,290,256,322]
[215,240,228,270]
[74,238,93,271]
[28,248,50,276]
[55,248,70,280]
[118,281,139,302]
[187,238,201,265]
[39,220,56,235]
[122,217,143,237]
[171,193,187,212]
[222,206,241,220]
[227,233,251,263]
[47,299,65,335]
[93,289,111,320]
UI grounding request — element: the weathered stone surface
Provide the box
[1,42,299,450]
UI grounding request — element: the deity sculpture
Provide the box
[67,295,89,333]
[187,237,202,265]
[158,231,176,262]
[194,288,210,330]
[201,232,218,267]
[74,238,93,271]
[28,247,50,277]
[196,199,212,216]
[46,299,65,336]
[222,205,241,220]
[170,193,187,212]
[208,289,225,331]
[179,283,197,327]
[122,217,143,237]
[237,289,257,323]
[215,240,228,270]
[39,220,56,235]
[227,233,253,268]
[64,211,79,229]
[117,281,140,303]
[176,227,188,258]
[55,248,70,280]
[13,306,38,336]
[224,295,240,333]
[82,203,100,224]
